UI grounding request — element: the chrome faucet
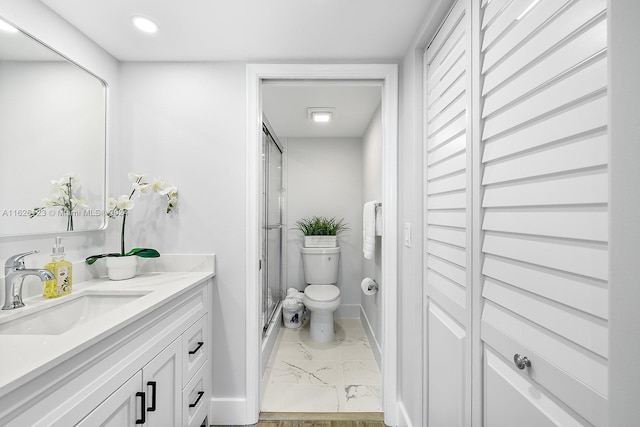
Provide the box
[2,250,55,310]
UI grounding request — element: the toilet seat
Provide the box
[304,284,340,303]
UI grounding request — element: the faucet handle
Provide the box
[5,250,39,270]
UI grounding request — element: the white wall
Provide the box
[286,137,363,316]
[0,0,118,300]
[361,104,383,356]
[117,62,248,404]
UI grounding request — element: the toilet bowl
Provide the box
[301,247,341,343]
[303,284,341,342]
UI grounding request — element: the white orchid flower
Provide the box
[116,195,134,210]
[128,172,145,183]
[107,197,118,210]
[74,198,88,208]
[42,197,54,208]
[151,177,166,193]
[159,185,177,196]
[133,181,150,194]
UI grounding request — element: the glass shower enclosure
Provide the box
[261,121,284,336]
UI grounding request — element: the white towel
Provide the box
[363,201,379,259]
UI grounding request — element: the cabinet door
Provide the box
[143,337,183,427]
[424,0,472,425]
[76,372,143,427]
[478,0,609,425]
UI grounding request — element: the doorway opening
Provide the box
[246,64,398,426]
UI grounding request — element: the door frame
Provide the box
[245,63,399,425]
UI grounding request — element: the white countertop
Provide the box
[0,270,213,399]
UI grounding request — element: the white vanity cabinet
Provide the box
[78,324,209,427]
[0,275,212,427]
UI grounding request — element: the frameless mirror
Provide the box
[0,17,107,236]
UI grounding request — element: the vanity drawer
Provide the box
[183,314,208,386]
[182,363,209,427]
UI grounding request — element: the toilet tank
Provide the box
[301,247,341,285]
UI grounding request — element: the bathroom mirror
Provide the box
[0,18,107,236]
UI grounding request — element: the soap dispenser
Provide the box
[43,237,73,298]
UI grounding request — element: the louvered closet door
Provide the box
[424,1,471,425]
[478,0,608,426]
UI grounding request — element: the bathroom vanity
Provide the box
[0,270,213,427]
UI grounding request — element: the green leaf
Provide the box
[85,253,121,265]
[125,248,161,258]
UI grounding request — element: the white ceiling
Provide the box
[37,0,428,138]
[263,83,381,138]
[40,0,431,61]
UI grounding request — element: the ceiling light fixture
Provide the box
[312,111,332,123]
[307,107,335,123]
[131,15,159,34]
[0,18,18,33]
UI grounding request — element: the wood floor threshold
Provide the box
[259,412,384,421]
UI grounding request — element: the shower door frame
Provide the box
[246,63,399,426]
[261,119,285,335]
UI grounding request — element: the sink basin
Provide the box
[0,291,148,335]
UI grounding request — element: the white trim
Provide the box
[209,397,247,425]
[469,0,484,425]
[608,0,640,425]
[398,401,414,427]
[246,63,399,426]
[361,305,382,369]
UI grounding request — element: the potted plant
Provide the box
[294,216,349,248]
[29,173,88,231]
[85,172,178,280]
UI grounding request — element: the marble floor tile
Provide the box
[262,318,381,413]
[340,385,383,412]
[342,360,381,385]
[339,342,375,361]
[261,383,343,412]
[275,342,342,361]
[266,359,343,385]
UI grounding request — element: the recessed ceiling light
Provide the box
[131,16,159,34]
[312,112,332,123]
[0,18,18,33]
[307,107,335,123]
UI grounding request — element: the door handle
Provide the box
[513,354,531,370]
[189,341,204,355]
[189,391,205,408]
[135,391,146,424]
[147,381,157,411]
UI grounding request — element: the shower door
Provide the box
[261,123,284,335]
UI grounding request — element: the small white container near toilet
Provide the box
[301,247,341,343]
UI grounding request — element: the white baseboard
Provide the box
[398,401,414,427]
[361,306,382,369]
[209,397,254,425]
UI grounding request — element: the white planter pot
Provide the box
[106,256,137,281]
[304,235,337,248]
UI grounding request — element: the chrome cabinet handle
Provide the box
[513,354,531,370]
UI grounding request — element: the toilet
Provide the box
[301,246,341,343]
